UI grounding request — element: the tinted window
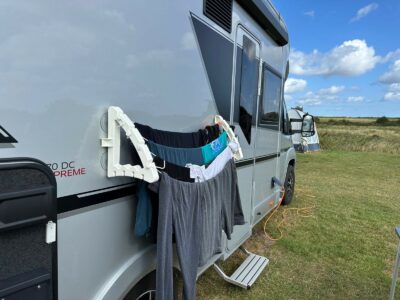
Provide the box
[260,68,281,127]
[238,36,259,143]
[302,115,314,137]
[282,100,290,134]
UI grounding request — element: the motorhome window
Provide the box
[282,101,290,134]
[302,115,314,137]
[238,36,259,144]
[259,68,281,128]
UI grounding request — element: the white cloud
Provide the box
[383,83,400,101]
[347,96,365,102]
[350,3,378,23]
[304,10,315,18]
[318,85,345,95]
[297,85,345,106]
[285,78,307,94]
[381,49,400,63]
[379,59,400,84]
[290,40,380,76]
[181,32,196,50]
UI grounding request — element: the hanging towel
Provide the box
[135,122,220,148]
[188,142,238,182]
[150,159,245,300]
[147,132,227,168]
[134,181,152,237]
[201,132,228,165]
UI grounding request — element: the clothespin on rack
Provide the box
[214,115,243,160]
[101,106,159,183]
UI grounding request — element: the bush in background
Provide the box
[376,116,389,124]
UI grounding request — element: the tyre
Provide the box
[282,164,295,205]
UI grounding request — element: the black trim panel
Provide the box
[236,153,280,168]
[255,153,280,163]
[58,185,136,214]
[192,14,234,121]
[0,126,18,144]
[289,118,302,122]
[235,158,254,168]
[236,0,289,46]
[291,129,302,134]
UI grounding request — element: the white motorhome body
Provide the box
[289,108,321,152]
[0,1,295,299]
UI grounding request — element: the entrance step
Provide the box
[213,247,269,289]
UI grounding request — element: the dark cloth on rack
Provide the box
[134,157,194,240]
[134,181,152,237]
[151,159,245,300]
[147,132,227,168]
[146,157,194,242]
[147,139,203,167]
[134,122,220,148]
[153,156,194,183]
[205,124,221,144]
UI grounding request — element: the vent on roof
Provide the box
[204,0,233,33]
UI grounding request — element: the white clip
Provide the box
[100,106,159,183]
[46,221,56,244]
[214,115,243,160]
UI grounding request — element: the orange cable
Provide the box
[263,187,315,241]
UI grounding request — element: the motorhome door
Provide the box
[252,63,282,225]
[227,26,261,251]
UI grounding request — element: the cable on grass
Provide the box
[263,187,315,241]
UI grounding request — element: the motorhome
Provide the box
[0,1,311,299]
[289,108,320,153]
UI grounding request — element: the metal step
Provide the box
[213,247,269,289]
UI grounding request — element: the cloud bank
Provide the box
[290,40,380,76]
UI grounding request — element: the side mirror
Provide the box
[301,114,315,137]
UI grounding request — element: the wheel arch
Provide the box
[95,246,157,300]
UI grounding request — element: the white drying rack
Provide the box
[100,108,242,182]
[215,115,243,160]
[101,106,159,183]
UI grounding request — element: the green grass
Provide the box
[197,151,400,299]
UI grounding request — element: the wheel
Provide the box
[282,164,295,205]
[124,270,179,300]
[124,271,156,300]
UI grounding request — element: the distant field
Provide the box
[318,117,400,125]
[317,117,400,155]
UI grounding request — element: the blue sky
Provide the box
[274,0,400,117]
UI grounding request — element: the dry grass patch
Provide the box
[318,124,400,154]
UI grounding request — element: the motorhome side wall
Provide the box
[0,1,292,299]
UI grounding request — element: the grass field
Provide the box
[317,117,400,154]
[196,118,400,299]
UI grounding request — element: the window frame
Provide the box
[258,63,283,130]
